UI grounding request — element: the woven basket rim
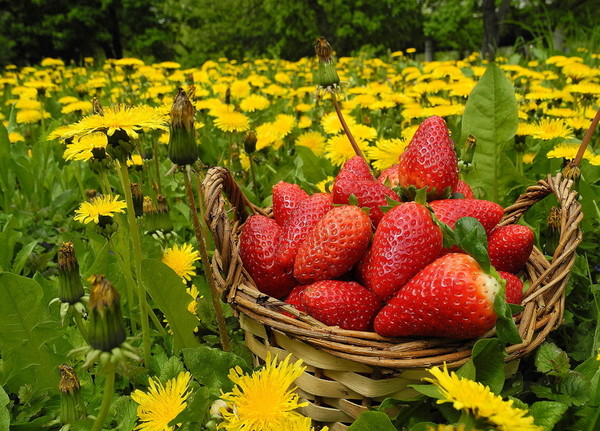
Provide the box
[203,168,583,369]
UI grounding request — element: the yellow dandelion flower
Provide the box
[324,134,369,167]
[406,47,417,54]
[547,143,595,161]
[391,50,404,58]
[272,114,296,137]
[425,364,542,431]
[74,195,127,224]
[321,111,356,135]
[295,103,312,113]
[16,109,49,124]
[214,110,250,133]
[590,155,600,166]
[566,117,592,130]
[295,131,326,155]
[131,371,192,431]
[347,124,378,142]
[426,425,469,431]
[230,80,252,99]
[61,101,94,115]
[516,122,537,137]
[40,57,65,67]
[114,57,145,67]
[315,176,334,193]
[240,95,271,112]
[63,132,108,161]
[127,154,144,167]
[523,153,536,164]
[532,118,573,141]
[8,132,25,143]
[162,243,200,282]
[50,105,168,141]
[14,98,42,110]
[367,138,408,170]
[297,115,312,129]
[565,82,600,95]
[186,284,200,315]
[219,353,308,431]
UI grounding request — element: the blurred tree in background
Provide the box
[0,0,598,67]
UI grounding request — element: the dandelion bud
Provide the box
[143,195,173,233]
[168,87,199,166]
[58,364,86,424]
[314,37,340,88]
[86,189,98,200]
[243,130,257,154]
[544,206,561,256]
[89,147,112,174]
[131,183,144,217]
[57,242,85,304]
[87,275,127,352]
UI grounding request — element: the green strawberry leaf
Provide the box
[530,401,569,431]
[380,194,403,213]
[453,217,490,272]
[429,214,455,249]
[414,187,428,205]
[348,193,359,206]
[535,342,571,376]
[451,192,466,199]
[347,410,397,430]
[493,278,522,345]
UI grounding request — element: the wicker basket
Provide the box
[203,167,583,430]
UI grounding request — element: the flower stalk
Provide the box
[90,363,116,431]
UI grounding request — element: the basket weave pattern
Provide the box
[203,167,582,429]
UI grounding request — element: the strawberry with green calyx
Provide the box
[488,224,534,274]
[301,280,383,331]
[333,179,401,227]
[275,192,334,270]
[429,198,504,234]
[450,217,522,343]
[239,215,297,299]
[377,163,401,187]
[293,205,372,284]
[453,179,475,199]
[397,115,459,200]
[272,181,309,226]
[357,189,443,301]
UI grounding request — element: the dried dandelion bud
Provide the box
[314,37,340,88]
[57,242,85,304]
[87,275,127,351]
[461,135,477,164]
[168,87,199,166]
[562,160,581,181]
[58,364,86,424]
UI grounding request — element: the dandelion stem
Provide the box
[110,234,138,334]
[183,165,230,351]
[116,161,151,367]
[573,106,600,168]
[153,140,162,194]
[331,92,365,159]
[90,364,115,431]
[72,310,88,343]
[99,171,112,196]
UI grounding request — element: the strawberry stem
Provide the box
[331,92,365,160]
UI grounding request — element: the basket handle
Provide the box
[203,166,268,298]
[500,173,583,305]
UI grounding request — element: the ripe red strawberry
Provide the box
[302,280,383,331]
[454,180,475,199]
[282,285,309,317]
[488,225,534,274]
[239,215,297,299]
[378,163,401,187]
[294,205,371,284]
[272,181,309,226]
[357,201,443,300]
[429,198,504,234]
[397,116,459,199]
[374,253,500,339]
[332,179,400,227]
[276,193,333,270]
[498,271,523,305]
[335,155,374,183]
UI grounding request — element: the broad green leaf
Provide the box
[0,123,10,200]
[493,282,522,345]
[159,356,185,382]
[409,383,443,400]
[535,342,570,375]
[347,410,396,430]
[12,240,37,275]
[141,259,200,352]
[469,338,505,394]
[172,385,212,426]
[0,273,66,393]
[0,385,9,430]
[461,63,519,204]
[409,423,438,431]
[530,401,568,431]
[532,371,590,406]
[182,346,249,395]
[109,396,137,431]
[0,228,21,271]
[453,217,489,272]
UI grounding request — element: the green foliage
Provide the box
[348,410,397,430]
[141,259,200,352]
[461,62,526,205]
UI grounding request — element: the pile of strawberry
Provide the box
[239,116,534,340]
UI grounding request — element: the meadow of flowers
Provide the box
[0,46,599,430]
